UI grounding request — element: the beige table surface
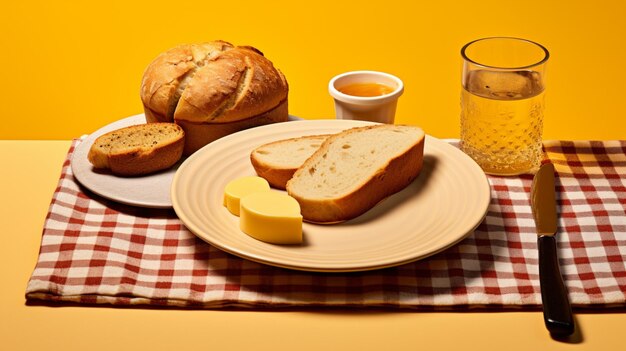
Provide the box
[2,140,624,351]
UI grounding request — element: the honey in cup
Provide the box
[338,82,395,97]
[329,71,404,124]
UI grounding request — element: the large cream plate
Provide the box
[172,120,491,272]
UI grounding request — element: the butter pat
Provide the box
[240,192,303,244]
[223,176,270,216]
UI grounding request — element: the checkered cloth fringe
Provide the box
[25,140,626,308]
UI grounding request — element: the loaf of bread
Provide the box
[250,134,329,189]
[87,123,185,176]
[140,41,289,155]
[286,125,425,223]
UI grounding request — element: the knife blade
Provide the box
[531,163,575,336]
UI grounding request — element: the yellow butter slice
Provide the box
[223,176,270,216]
[240,192,303,244]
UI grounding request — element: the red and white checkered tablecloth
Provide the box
[25,140,626,309]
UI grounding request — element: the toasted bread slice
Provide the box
[250,134,329,189]
[88,123,185,176]
[286,125,425,223]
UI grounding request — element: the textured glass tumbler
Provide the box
[460,37,549,175]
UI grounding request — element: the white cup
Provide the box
[328,70,404,124]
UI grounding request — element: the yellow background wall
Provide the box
[2,0,625,140]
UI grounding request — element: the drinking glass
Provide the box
[460,37,549,175]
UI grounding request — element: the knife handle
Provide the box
[538,235,575,336]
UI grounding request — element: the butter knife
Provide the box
[531,163,575,336]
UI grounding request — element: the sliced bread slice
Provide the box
[250,134,329,189]
[286,124,425,223]
[88,123,185,176]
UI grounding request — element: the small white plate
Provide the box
[71,114,299,208]
[71,114,178,208]
[172,120,491,272]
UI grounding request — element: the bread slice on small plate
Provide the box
[286,124,425,223]
[250,134,329,189]
[88,123,185,176]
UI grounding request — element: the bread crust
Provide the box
[140,41,288,155]
[176,99,288,155]
[87,123,185,176]
[286,125,425,223]
[140,41,288,123]
[174,47,288,124]
[107,137,184,176]
[140,41,233,122]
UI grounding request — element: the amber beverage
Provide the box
[460,37,549,175]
